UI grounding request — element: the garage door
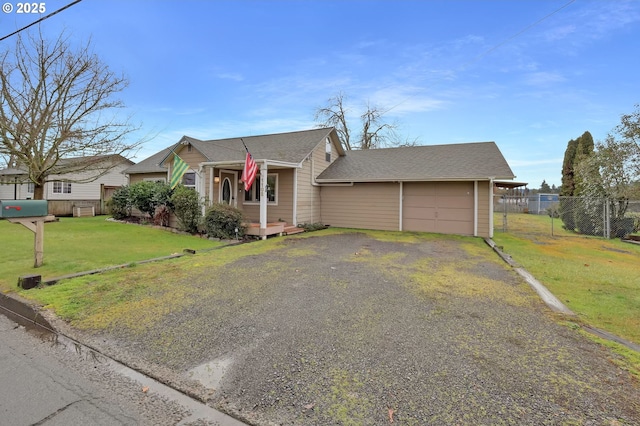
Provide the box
[403,182,474,235]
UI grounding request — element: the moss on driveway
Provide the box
[26,230,640,425]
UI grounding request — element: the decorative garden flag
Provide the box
[170,154,189,189]
[242,151,258,191]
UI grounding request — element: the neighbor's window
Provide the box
[244,173,277,204]
[52,181,71,194]
[27,182,34,193]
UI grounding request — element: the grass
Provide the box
[0,216,225,292]
[492,213,640,347]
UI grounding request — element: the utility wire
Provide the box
[0,0,83,42]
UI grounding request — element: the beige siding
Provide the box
[129,172,167,184]
[296,158,321,224]
[320,183,400,231]
[296,137,342,225]
[241,169,295,224]
[476,180,491,237]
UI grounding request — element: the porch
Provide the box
[244,222,305,238]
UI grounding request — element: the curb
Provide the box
[484,238,574,315]
[0,291,54,330]
[484,237,640,354]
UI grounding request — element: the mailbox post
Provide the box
[0,200,51,268]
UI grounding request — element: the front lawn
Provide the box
[0,216,225,292]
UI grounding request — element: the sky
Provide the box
[1,0,639,188]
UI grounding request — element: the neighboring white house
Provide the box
[0,155,133,216]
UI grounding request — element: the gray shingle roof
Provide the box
[123,148,172,174]
[1,154,134,176]
[316,142,515,182]
[178,128,338,165]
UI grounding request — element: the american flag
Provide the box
[242,151,258,191]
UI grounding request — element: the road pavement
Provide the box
[0,313,245,425]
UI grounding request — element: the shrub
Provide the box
[170,185,202,233]
[108,185,131,219]
[204,203,245,239]
[299,222,327,232]
[153,204,171,227]
[129,181,172,218]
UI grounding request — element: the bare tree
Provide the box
[0,30,142,199]
[315,92,418,150]
[314,91,353,150]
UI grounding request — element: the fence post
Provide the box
[606,199,611,239]
[502,194,507,232]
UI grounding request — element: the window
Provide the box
[244,174,277,204]
[143,177,166,183]
[325,137,332,162]
[182,172,196,189]
[27,182,34,193]
[52,181,71,194]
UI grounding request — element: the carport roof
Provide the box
[316,141,515,182]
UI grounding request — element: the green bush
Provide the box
[204,203,245,239]
[170,185,202,233]
[108,185,132,219]
[129,181,172,218]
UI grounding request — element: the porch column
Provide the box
[260,161,268,240]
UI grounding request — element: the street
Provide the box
[0,313,244,426]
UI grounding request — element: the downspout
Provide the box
[473,180,478,237]
[292,168,298,226]
[398,181,403,231]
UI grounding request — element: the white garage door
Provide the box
[403,182,474,235]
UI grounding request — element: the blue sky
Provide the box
[2,0,639,188]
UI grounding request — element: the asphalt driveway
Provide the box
[78,231,640,425]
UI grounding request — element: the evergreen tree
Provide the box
[539,180,552,193]
[560,139,578,196]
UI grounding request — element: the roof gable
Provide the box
[195,127,338,164]
[316,142,515,182]
[132,128,340,174]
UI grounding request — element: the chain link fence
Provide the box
[494,194,640,239]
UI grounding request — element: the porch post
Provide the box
[260,161,268,240]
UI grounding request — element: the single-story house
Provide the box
[125,127,516,238]
[0,154,133,216]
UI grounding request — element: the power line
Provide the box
[0,0,83,42]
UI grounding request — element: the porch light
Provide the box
[214,176,220,183]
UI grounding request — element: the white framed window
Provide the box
[244,173,277,204]
[53,181,71,194]
[27,182,34,193]
[326,137,332,162]
[182,172,196,189]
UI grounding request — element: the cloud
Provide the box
[523,71,566,87]
[369,85,448,115]
[216,72,244,82]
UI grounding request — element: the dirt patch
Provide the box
[78,232,640,425]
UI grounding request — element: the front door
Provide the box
[219,171,237,207]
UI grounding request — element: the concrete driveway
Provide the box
[77,231,640,425]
